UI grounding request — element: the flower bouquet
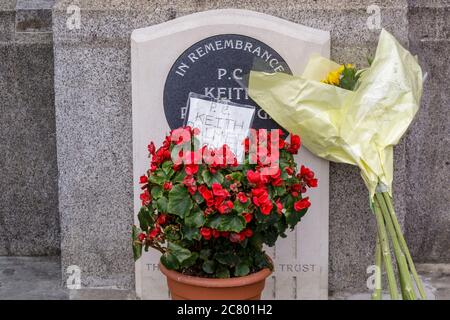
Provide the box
[132,126,317,299]
[248,29,425,299]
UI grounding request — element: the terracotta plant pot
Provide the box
[159,263,272,300]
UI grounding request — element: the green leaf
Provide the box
[151,186,163,199]
[156,197,168,213]
[164,225,181,241]
[249,232,264,250]
[184,207,205,227]
[149,169,168,185]
[214,252,240,267]
[274,186,286,197]
[181,225,200,241]
[132,225,142,261]
[202,260,216,274]
[160,252,179,270]
[137,207,153,231]
[181,252,198,268]
[233,198,250,213]
[168,184,193,218]
[202,170,224,187]
[229,172,243,182]
[172,170,187,184]
[216,265,230,278]
[234,262,250,277]
[192,192,205,204]
[285,208,304,228]
[162,160,174,177]
[207,214,246,233]
[168,242,192,264]
[339,65,360,91]
[199,249,212,261]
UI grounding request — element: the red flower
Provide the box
[200,227,212,240]
[229,232,245,243]
[212,183,230,198]
[276,199,283,215]
[212,229,221,239]
[218,200,233,214]
[156,214,168,225]
[294,197,311,211]
[291,184,302,192]
[139,175,148,184]
[270,168,281,180]
[307,178,318,188]
[299,165,318,188]
[140,190,151,206]
[251,186,267,197]
[185,164,199,175]
[291,191,299,198]
[260,202,273,215]
[220,231,230,238]
[300,165,314,178]
[287,134,301,154]
[246,170,261,184]
[148,226,161,240]
[187,185,197,195]
[138,233,146,242]
[237,192,248,203]
[285,167,294,176]
[193,127,200,136]
[242,213,253,223]
[243,137,250,153]
[243,228,253,238]
[182,175,196,187]
[148,142,156,155]
[271,177,283,186]
[163,181,173,191]
[252,189,270,206]
[171,127,191,145]
[204,207,214,216]
[198,185,213,201]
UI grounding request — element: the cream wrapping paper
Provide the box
[248,29,423,198]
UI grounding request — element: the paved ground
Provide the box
[0,256,448,300]
[0,256,68,300]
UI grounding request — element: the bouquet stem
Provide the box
[375,193,416,300]
[371,234,383,300]
[371,190,426,300]
[381,192,427,299]
[373,199,399,299]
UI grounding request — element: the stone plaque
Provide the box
[163,33,292,131]
[132,9,330,300]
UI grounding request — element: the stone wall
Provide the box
[405,0,450,262]
[0,0,60,255]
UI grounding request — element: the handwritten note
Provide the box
[185,95,255,162]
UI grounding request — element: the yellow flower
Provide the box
[322,69,341,85]
[321,64,354,86]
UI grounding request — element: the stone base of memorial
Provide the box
[159,262,272,300]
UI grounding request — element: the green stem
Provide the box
[372,233,382,300]
[382,192,427,299]
[372,199,399,300]
[375,193,416,300]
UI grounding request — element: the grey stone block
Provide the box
[404,1,450,264]
[0,1,59,256]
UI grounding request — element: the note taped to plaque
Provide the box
[185,93,255,162]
